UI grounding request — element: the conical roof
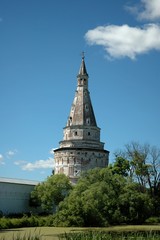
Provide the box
[67,56,97,127]
[78,56,88,76]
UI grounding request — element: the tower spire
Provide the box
[78,52,88,77]
[68,55,96,126]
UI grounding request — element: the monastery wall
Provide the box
[0,178,39,215]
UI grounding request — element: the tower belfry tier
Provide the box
[54,56,109,184]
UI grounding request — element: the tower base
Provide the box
[54,147,109,184]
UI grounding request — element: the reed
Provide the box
[58,230,160,240]
[0,229,42,240]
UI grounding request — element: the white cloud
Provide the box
[14,160,27,166]
[140,0,160,20]
[129,0,160,21]
[49,148,56,154]
[6,149,17,158]
[85,0,160,60]
[22,157,54,171]
[85,24,160,59]
[7,151,15,156]
[0,154,5,165]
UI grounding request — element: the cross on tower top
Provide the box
[81,51,85,59]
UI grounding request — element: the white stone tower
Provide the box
[54,55,109,183]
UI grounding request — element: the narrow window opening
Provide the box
[85,104,89,111]
[86,118,90,125]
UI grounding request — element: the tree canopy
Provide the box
[53,167,153,226]
[30,174,72,212]
[30,142,160,226]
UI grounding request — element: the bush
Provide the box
[42,215,55,226]
[145,217,160,224]
[0,217,13,229]
[0,214,56,229]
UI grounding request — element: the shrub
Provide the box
[0,217,12,229]
[0,214,56,229]
[42,215,55,226]
[145,217,160,224]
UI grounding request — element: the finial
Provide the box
[81,51,85,60]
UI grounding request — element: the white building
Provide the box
[0,177,39,215]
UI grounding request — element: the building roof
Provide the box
[0,177,39,186]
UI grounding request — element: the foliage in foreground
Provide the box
[0,230,42,240]
[54,167,153,227]
[28,142,160,227]
[0,215,55,230]
[59,231,160,240]
[1,230,160,240]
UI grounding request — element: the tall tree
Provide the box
[114,142,160,199]
[109,156,130,177]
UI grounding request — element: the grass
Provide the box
[1,226,160,240]
[59,231,160,240]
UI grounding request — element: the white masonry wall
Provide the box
[0,178,39,215]
[54,148,108,178]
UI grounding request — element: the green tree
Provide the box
[54,168,152,226]
[30,174,72,212]
[127,143,160,197]
[119,182,153,223]
[114,142,160,215]
[109,156,130,177]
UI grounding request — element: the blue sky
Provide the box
[0,0,160,181]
